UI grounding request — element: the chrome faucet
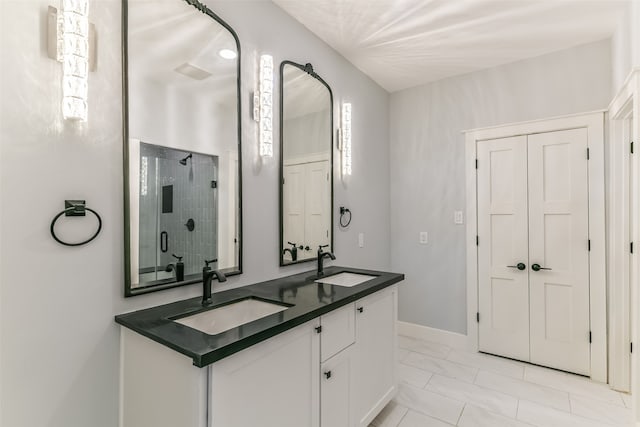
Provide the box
[317,245,336,278]
[202,259,226,306]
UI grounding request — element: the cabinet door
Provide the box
[321,346,352,427]
[352,287,397,427]
[209,320,320,427]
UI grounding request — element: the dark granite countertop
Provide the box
[115,266,404,367]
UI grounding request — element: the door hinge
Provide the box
[315,326,322,334]
[476,312,480,323]
[282,177,285,185]
[632,141,634,154]
[476,235,479,246]
[631,342,633,353]
[588,240,591,251]
[587,148,590,159]
[475,159,478,169]
[589,331,592,343]
[632,242,634,254]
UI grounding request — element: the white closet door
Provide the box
[283,164,306,260]
[304,160,330,253]
[477,136,530,361]
[527,129,590,375]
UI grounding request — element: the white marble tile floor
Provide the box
[370,335,633,427]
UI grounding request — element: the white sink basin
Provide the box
[314,272,377,287]
[174,298,289,335]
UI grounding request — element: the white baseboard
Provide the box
[397,321,471,350]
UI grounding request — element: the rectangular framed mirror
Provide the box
[123,0,242,296]
[279,61,333,266]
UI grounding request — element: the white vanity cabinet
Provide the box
[318,302,356,427]
[121,320,320,427]
[352,286,397,427]
[318,285,397,427]
[209,319,320,427]
[119,285,397,427]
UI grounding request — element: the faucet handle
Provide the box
[204,259,218,267]
[172,253,183,262]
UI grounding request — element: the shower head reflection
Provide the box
[179,153,192,165]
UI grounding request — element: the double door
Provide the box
[283,160,330,261]
[477,128,590,375]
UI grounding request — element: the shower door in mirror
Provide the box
[136,143,220,284]
[279,62,333,266]
[124,0,242,295]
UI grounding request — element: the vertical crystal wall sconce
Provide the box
[47,1,96,122]
[258,54,274,157]
[341,103,352,176]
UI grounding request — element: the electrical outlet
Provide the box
[419,231,428,244]
[358,233,364,248]
[454,210,464,225]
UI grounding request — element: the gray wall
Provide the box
[389,39,613,334]
[283,110,331,160]
[0,1,390,426]
[611,0,640,94]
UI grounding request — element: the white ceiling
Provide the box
[128,0,237,102]
[283,64,331,118]
[273,0,627,92]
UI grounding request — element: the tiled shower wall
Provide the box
[140,143,218,278]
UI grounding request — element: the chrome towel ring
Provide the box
[50,200,102,247]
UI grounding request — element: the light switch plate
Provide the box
[454,211,464,225]
[358,233,364,248]
[419,231,428,244]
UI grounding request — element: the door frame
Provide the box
[464,111,607,383]
[608,69,640,397]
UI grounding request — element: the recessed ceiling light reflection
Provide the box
[218,49,237,60]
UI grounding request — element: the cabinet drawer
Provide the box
[320,302,355,361]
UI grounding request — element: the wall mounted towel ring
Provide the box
[339,206,352,228]
[50,200,102,246]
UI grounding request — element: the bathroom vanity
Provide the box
[116,267,403,427]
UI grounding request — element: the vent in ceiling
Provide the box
[174,63,211,80]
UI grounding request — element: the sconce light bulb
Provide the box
[259,54,274,157]
[342,103,352,176]
[61,0,89,122]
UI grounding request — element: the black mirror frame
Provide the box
[122,0,243,296]
[278,61,334,267]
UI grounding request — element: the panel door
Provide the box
[305,160,330,255]
[527,129,590,375]
[352,287,396,427]
[321,347,352,427]
[283,164,306,261]
[477,136,531,361]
